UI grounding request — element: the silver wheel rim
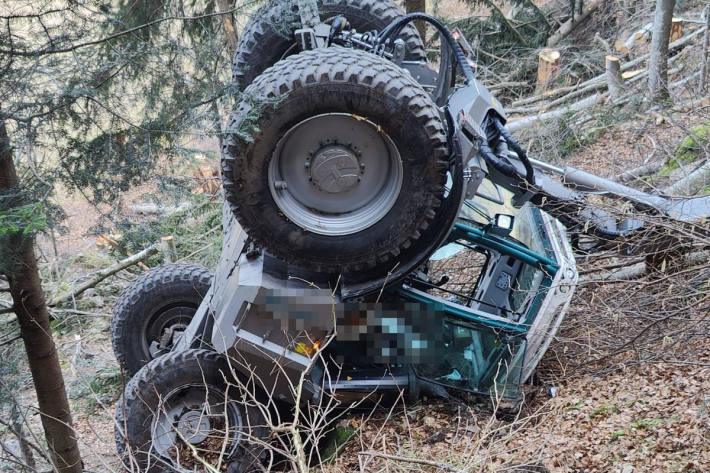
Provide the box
[268,113,403,236]
[152,383,243,469]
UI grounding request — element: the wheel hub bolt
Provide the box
[274,181,288,190]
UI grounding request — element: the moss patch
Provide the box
[660,123,710,176]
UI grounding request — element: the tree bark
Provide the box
[0,117,83,473]
[216,0,238,58]
[536,48,560,93]
[701,6,709,92]
[406,0,426,41]
[605,55,625,101]
[648,0,676,102]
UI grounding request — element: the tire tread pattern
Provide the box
[116,349,266,472]
[222,47,448,273]
[111,263,213,376]
[233,0,426,90]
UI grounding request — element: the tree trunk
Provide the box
[216,0,238,58]
[0,117,83,473]
[536,48,560,93]
[406,0,426,41]
[605,55,625,101]
[701,6,709,92]
[648,0,676,102]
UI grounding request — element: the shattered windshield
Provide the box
[414,318,525,398]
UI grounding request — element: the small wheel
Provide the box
[222,47,449,275]
[116,349,267,473]
[111,263,213,377]
[233,0,426,90]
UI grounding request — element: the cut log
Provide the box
[509,45,686,116]
[547,0,604,47]
[663,160,710,196]
[47,244,158,306]
[621,69,644,80]
[669,18,683,43]
[536,48,561,93]
[129,201,191,215]
[161,235,177,263]
[511,85,576,107]
[192,164,221,199]
[507,94,604,133]
[605,55,625,100]
[618,161,664,183]
[96,235,150,271]
[617,22,654,54]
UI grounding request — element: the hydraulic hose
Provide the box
[376,13,476,84]
[494,119,535,186]
[479,139,524,183]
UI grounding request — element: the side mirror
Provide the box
[486,213,515,237]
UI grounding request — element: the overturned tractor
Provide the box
[112,1,710,471]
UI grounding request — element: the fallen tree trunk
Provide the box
[513,26,706,110]
[507,94,604,132]
[508,66,695,133]
[663,160,710,196]
[580,251,709,283]
[508,53,685,115]
[547,0,605,47]
[47,244,157,307]
[618,161,664,183]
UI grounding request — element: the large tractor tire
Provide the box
[115,349,267,473]
[111,263,213,377]
[222,47,449,276]
[233,0,426,90]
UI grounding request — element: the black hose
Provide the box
[376,13,476,84]
[479,139,524,183]
[493,119,535,186]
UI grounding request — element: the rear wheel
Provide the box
[233,0,426,90]
[115,349,267,473]
[111,263,213,377]
[222,47,449,275]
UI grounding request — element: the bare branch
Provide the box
[0,7,245,57]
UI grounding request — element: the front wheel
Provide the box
[111,263,213,377]
[115,349,268,473]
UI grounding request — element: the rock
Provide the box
[83,295,105,308]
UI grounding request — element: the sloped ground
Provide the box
[328,340,709,472]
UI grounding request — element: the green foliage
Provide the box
[675,123,709,164]
[0,201,47,237]
[116,193,223,268]
[659,123,710,177]
[320,424,357,462]
[630,417,668,430]
[69,365,124,412]
[564,400,584,411]
[590,404,620,418]
[1,0,243,218]
[452,0,551,63]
